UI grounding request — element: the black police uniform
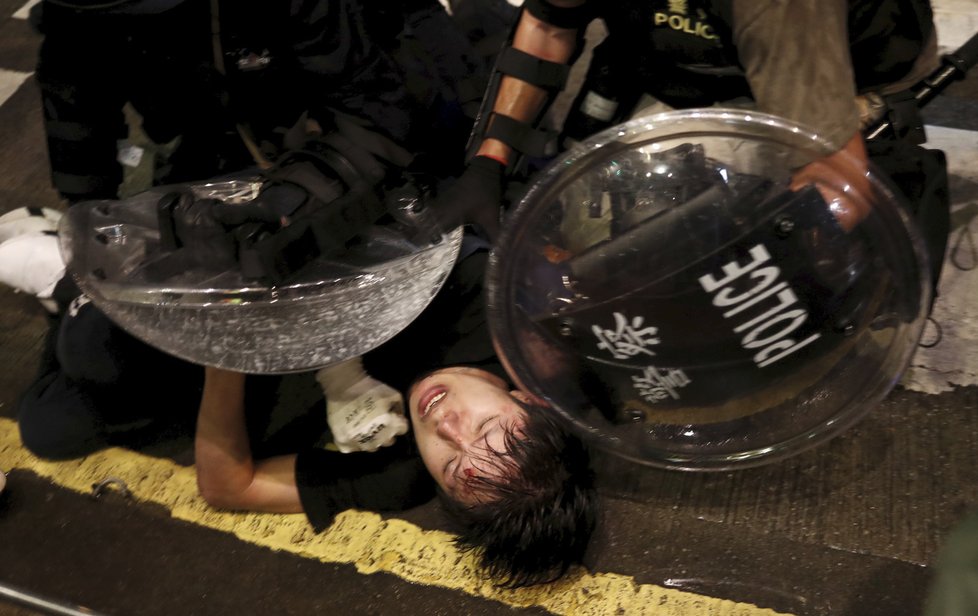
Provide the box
[564,0,936,142]
[32,0,489,203]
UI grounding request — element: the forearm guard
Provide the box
[466,6,591,167]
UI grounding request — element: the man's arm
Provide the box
[474,0,585,165]
[194,366,304,513]
[425,0,587,241]
[733,1,872,230]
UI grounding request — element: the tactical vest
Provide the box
[598,0,745,108]
[591,0,933,108]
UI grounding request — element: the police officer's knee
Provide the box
[17,416,105,461]
[16,374,107,460]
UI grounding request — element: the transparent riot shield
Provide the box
[60,178,463,374]
[488,109,931,470]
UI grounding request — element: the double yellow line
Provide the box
[0,418,789,615]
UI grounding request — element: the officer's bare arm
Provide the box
[475,0,585,165]
[194,366,304,513]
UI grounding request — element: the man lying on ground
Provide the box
[1,211,597,587]
[194,235,597,586]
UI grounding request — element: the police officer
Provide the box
[32,0,490,205]
[446,0,949,295]
[17,0,497,455]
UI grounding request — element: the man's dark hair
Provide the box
[440,402,597,587]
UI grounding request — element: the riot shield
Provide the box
[488,108,931,470]
[60,177,463,374]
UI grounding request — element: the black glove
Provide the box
[428,155,507,243]
[208,183,305,227]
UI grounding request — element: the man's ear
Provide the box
[511,389,550,408]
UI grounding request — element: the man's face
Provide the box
[408,367,529,502]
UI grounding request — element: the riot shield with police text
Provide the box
[488,109,930,470]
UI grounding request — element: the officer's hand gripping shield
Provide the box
[488,109,931,470]
[59,178,463,374]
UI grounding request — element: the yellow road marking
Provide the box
[0,418,791,615]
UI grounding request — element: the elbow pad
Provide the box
[524,0,594,30]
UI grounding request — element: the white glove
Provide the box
[316,358,408,453]
[0,231,65,313]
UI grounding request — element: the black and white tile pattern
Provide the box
[0,1,34,106]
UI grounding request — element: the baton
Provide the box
[866,31,978,140]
